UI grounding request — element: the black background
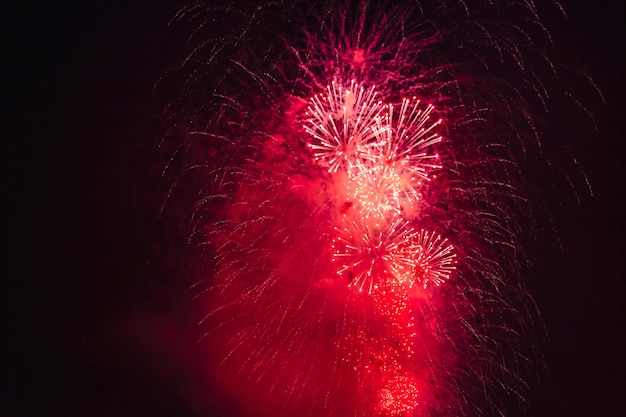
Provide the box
[2,1,624,416]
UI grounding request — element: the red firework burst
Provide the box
[159,0,591,416]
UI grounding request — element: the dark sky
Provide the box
[2,1,624,416]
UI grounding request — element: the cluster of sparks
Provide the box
[303,80,456,414]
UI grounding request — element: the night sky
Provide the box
[3,1,624,416]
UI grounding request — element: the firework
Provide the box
[160,1,588,416]
[303,80,384,172]
[412,230,456,289]
[373,98,443,182]
[332,216,418,293]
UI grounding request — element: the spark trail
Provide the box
[159,1,593,416]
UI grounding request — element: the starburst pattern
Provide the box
[303,80,384,172]
[331,216,419,293]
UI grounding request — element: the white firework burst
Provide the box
[382,98,443,173]
[412,230,456,288]
[303,80,384,172]
[331,216,418,294]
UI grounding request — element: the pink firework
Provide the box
[331,216,421,293]
[373,98,443,182]
[345,98,443,220]
[331,217,456,293]
[159,1,593,416]
[412,230,456,289]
